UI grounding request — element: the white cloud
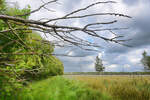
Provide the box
[127,49,144,64]
[85,63,95,72]
[124,64,130,68]
[108,64,118,68]
[67,51,74,56]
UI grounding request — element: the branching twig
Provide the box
[16,0,58,17]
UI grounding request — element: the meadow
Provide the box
[1,75,150,100]
[71,75,150,100]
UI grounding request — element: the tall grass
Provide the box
[72,76,150,100]
[2,76,111,100]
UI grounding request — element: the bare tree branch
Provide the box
[0,1,132,55]
[44,13,131,23]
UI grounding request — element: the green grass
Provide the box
[2,75,150,100]
[3,76,111,100]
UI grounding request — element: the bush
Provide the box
[18,33,64,80]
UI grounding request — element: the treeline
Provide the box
[65,72,150,75]
[0,0,63,97]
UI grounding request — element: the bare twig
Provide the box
[16,0,58,17]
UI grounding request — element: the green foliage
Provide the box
[141,51,150,71]
[6,76,111,100]
[0,0,6,13]
[95,56,105,72]
[22,33,63,79]
[0,0,64,97]
[0,0,31,96]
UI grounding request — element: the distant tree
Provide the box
[141,51,150,71]
[95,56,105,72]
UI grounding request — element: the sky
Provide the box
[7,0,150,72]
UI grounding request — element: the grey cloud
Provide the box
[122,0,139,6]
[61,0,81,12]
[105,1,150,54]
[55,47,97,57]
[124,12,150,48]
[105,44,131,54]
[58,55,96,72]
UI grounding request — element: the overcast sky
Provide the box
[7,0,150,72]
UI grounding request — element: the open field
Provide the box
[67,75,150,100]
[64,72,150,75]
[2,75,150,100]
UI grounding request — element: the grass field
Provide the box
[2,76,110,100]
[2,75,150,100]
[70,75,150,100]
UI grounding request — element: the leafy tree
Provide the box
[95,56,105,72]
[141,51,150,71]
[0,0,63,97]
